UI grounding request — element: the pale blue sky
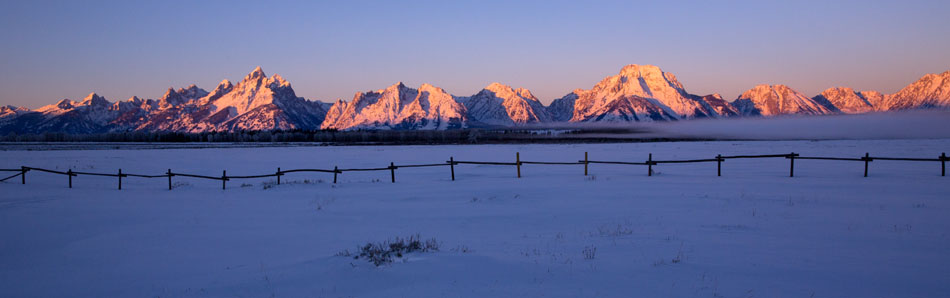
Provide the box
[2,0,949,108]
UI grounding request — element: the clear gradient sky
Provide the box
[2,0,949,108]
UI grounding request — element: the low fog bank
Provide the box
[639,110,950,140]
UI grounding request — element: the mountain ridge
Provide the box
[2,65,948,134]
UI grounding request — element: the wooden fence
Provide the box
[1,152,946,190]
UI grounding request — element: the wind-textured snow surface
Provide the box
[2,140,950,297]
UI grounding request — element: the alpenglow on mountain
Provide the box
[320,82,466,130]
[2,66,949,134]
[548,64,736,122]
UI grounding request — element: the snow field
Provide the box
[1,139,949,297]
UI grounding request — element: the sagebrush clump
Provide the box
[338,235,439,266]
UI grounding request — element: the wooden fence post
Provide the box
[863,153,870,177]
[390,162,396,183]
[21,166,26,184]
[516,152,521,178]
[222,170,227,190]
[68,169,73,188]
[941,152,946,177]
[167,169,172,190]
[277,167,281,185]
[716,154,722,177]
[333,166,339,184]
[449,157,455,181]
[118,169,122,190]
[584,152,589,176]
[789,152,796,177]
[647,153,653,176]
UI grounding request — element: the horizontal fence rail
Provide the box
[583,160,649,165]
[2,152,946,190]
[871,157,942,162]
[794,157,865,161]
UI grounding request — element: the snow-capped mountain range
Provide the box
[2,66,949,133]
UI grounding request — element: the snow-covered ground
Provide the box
[1,139,949,297]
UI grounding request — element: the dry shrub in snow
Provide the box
[339,235,440,266]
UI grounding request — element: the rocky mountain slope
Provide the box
[320,82,466,130]
[731,84,836,116]
[812,87,883,114]
[458,83,551,126]
[880,71,950,110]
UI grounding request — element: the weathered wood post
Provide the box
[863,153,871,177]
[390,162,396,183]
[449,157,455,181]
[647,153,653,176]
[516,152,521,178]
[222,170,227,190]
[716,154,723,177]
[333,166,339,184]
[21,166,26,184]
[277,167,281,185]
[941,152,946,177]
[167,169,172,190]
[67,169,73,188]
[584,152,589,176]
[788,152,796,177]
[118,169,122,190]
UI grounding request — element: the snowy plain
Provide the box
[1,139,949,297]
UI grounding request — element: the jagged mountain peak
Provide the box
[200,80,235,105]
[419,83,447,93]
[55,99,74,109]
[321,82,465,130]
[616,64,685,90]
[158,85,208,108]
[619,64,663,76]
[386,81,408,90]
[482,83,538,101]
[733,84,835,116]
[826,86,855,93]
[485,82,511,92]
[567,64,719,121]
[79,92,109,106]
[0,105,28,115]
[813,87,879,114]
[882,70,950,110]
[462,83,549,125]
[746,84,808,97]
[232,66,294,96]
[245,66,266,81]
[178,84,203,94]
[920,70,950,81]
[270,74,290,88]
[750,84,789,92]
